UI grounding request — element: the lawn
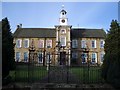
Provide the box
[69,66,103,83]
[10,65,103,83]
[10,65,48,82]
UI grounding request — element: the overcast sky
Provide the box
[2,2,119,33]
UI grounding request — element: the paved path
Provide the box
[2,83,116,89]
[40,65,80,83]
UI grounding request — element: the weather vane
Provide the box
[62,5,64,9]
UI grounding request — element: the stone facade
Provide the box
[13,7,106,66]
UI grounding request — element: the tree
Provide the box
[2,17,15,85]
[101,20,120,88]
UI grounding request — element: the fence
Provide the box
[12,62,103,84]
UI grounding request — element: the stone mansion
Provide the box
[13,7,106,66]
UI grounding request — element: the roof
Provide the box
[71,28,106,38]
[13,28,56,38]
[13,28,106,38]
[60,9,67,14]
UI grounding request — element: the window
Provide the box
[24,52,28,62]
[81,40,86,48]
[72,39,78,48]
[24,39,29,48]
[72,52,78,59]
[81,53,87,63]
[100,40,105,48]
[61,29,66,34]
[39,40,44,48]
[91,53,97,63]
[91,40,96,48]
[100,52,105,62]
[16,39,22,48]
[38,52,43,63]
[46,40,52,48]
[46,52,52,63]
[16,52,20,62]
[60,36,66,46]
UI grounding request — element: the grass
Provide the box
[69,67,102,83]
[10,65,48,82]
[10,65,103,83]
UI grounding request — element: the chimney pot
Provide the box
[17,25,20,28]
[19,24,22,28]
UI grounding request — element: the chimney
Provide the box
[17,23,22,29]
[19,23,22,28]
[17,25,20,29]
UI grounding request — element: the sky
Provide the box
[2,2,119,33]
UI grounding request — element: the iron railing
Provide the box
[13,63,103,84]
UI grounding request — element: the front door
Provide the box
[60,52,66,65]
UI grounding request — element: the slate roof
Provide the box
[60,9,67,14]
[71,28,106,38]
[13,28,106,38]
[13,28,56,38]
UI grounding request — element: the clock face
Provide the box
[61,19,65,23]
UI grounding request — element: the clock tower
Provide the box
[59,5,68,25]
[55,5,72,66]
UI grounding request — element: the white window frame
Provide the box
[72,52,78,59]
[100,40,105,48]
[38,51,43,63]
[60,36,66,46]
[16,39,22,48]
[81,53,87,63]
[72,39,78,48]
[100,52,105,63]
[16,52,21,62]
[91,40,96,48]
[39,40,44,48]
[46,52,52,63]
[24,52,29,62]
[24,39,29,48]
[91,53,97,63]
[81,40,87,48]
[46,40,52,48]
